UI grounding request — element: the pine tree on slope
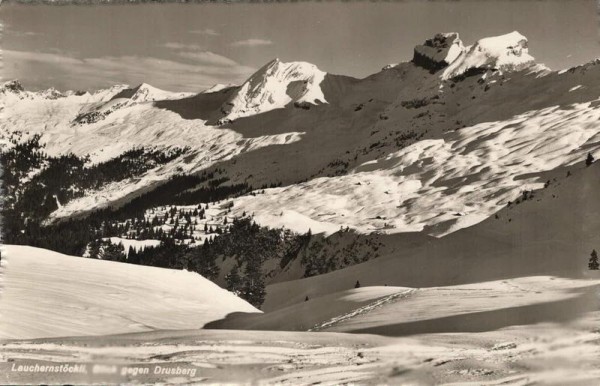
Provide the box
[590,249,599,270]
[586,152,595,167]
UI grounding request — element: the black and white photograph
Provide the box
[0,0,599,384]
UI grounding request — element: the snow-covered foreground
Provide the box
[213,276,599,332]
[1,306,598,384]
[0,244,597,384]
[320,276,599,335]
[0,245,259,339]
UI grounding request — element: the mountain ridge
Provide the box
[3,30,600,246]
[2,30,548,104]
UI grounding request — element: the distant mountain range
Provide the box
[3,31,598,234]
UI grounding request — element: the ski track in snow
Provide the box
[309,289,416,332]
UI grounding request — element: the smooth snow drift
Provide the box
[1,280,598,385]
[0,245,259,339]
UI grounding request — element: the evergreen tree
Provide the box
[87,239,101,259]
[189,252,219,280]
[355,280,361,288]
[305,296,309,302]
[590,249,600,270]
[225,266,242,294]
[129,245,140,265]
[100,241,126,262]
[240,264,266,308]
[586,152,595,167]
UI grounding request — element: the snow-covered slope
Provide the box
[0,245,259,339]
[213,276,596,332]
[442,31,540,79]
[261,159,600,311]
[199,99,600,237]
[321,277,597,335]
[1,80,298,164]
[73,83,195,125]
[219,59,327,122]
[0,79,304,219]
[209,286,413,331]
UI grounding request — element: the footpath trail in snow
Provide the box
[309,289,416,331]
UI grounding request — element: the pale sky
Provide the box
[2,1,599,92]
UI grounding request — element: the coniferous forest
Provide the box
[0,136,383,308]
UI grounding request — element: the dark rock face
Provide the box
[412,33,464,73]
[73,111,108,125]
[293,101,312,110]
[2,80,25,93]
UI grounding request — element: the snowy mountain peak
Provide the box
[219,59,328,123]
[442,31,537,80]
[131,83,165,102]
[70,83,194,126]
[413,32,466,72]
[38,88,66,100]
[1,79,25,94]
[202,83,237,94]
[113,83,194,103]
[0,80,67,101]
